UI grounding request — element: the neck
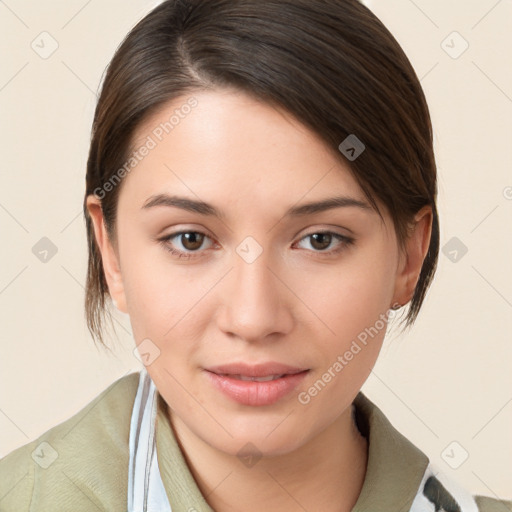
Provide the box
[166,403,368,512]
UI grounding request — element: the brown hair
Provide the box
[84,0,439,349]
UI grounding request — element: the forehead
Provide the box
[119,89,370,214]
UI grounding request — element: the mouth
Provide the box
[203,362,310,406]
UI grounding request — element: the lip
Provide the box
[205,362,309,378]
[204,362,310,406]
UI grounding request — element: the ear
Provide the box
[391,205,433,308]
[86,194,128,314]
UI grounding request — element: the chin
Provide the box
[202,419,312,459]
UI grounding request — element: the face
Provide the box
[87,88,430,458]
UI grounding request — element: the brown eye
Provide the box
[179,232,205,251]
[158,230,214,259]
[295,231,355,256]
[309,232,333,251]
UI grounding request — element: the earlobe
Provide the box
[86,195,128,314]
[391,205,433,308]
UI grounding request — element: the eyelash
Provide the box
[157,230,355,260]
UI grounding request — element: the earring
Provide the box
[112,298,118,310]
[391,303,402,310]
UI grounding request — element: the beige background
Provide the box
[1,0,511,500]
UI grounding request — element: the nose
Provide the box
[215,248,294,343]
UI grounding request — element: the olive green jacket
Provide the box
[0,371,510,511]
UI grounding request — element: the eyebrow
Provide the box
[141,193,373,219]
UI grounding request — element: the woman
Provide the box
[0,0,510,510]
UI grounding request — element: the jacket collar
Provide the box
[351,391,429,511]
[155,390,429,512]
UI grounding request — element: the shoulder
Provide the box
[0,371,140,512]
[475,495,512,512]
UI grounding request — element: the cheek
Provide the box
[292,246,397,342]
[119,239,218,360]
[118,237,182,339]
[295,255,395,418]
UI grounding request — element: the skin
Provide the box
[87,88,432,512]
